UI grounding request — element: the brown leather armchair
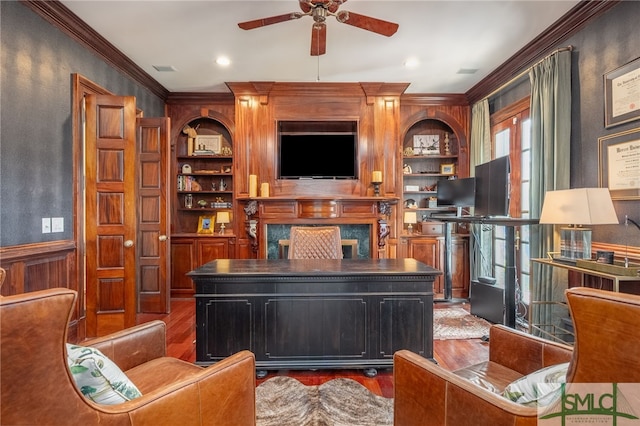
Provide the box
[394,287,640,426]
[1,288,256,425]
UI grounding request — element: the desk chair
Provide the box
[288,226,343,259]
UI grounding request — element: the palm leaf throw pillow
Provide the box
[66,344,142,405]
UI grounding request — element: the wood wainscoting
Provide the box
[0,240,83,341]
[592,241,640,264]
[575,242,640,293]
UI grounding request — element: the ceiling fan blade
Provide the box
[310,24,327,56]
[337,11,399,37]
[238,12,301,30]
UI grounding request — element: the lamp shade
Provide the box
[216,211,230,224]
[539,188,618,225]
[404,211,417,224]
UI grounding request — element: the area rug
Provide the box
[434,307,491,340]
[256,376,393,426]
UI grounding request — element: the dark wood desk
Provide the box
[188,258,439,375]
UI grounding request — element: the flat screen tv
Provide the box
[474,156,510,217]
[278,133,358,179]
[437,177,476,216]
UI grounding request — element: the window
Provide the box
[490,98,531,324]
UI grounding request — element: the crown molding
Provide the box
[401,94,469,106]
[21,0,169,100]
[21,0,618,104]
[466,0,621,104]
[165,92,235,105]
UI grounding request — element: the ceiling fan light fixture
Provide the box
[238,0,399,55]
[312,6,327,23]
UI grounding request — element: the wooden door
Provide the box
[85,95,137,336]
[136,117,171,313]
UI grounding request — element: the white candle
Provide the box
[372,170,383,183]
[260,182,270,197]
[249,174,258,198]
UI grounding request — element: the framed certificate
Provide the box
[604,57,640,128]
[598,127,640,200]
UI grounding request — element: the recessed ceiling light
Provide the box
[404,58,419,68]
[216,56,231,66]
[152,65,177,72]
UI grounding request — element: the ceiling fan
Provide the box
[238,0,399,56]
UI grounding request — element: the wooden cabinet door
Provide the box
[406,238,442,294]
[170,238,231,297]
[85,95,137,336]
[136,117,171,313]
[171,239,196,297]
[198,238,230,266]
[450,237,470,298]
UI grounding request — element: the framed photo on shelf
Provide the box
[598,127,640,200]
[197,215,215,234]
[604,57,640,128]
[440,163,455,175]
[413,135,440,155]
[193,135,222,155]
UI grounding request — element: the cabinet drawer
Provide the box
[421,222,444,235]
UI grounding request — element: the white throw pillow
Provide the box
[502,362,569,407]
[66,344,142,405]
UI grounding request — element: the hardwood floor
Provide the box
[137,298,489,399]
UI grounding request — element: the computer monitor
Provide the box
[436,177,476,216]
[474,156,510,217]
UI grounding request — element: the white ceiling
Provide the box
[59,0,581,94]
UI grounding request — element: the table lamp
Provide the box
[216,211,230,235]
[404,211,417,234]
[539,188,618,261]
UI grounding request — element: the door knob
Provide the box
[159,235,168,241]
[124,240,134,248]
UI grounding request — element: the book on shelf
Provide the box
[177,175,198,191]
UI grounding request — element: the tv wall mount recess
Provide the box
[277,120,358,180]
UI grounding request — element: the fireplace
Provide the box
[265,224,371,259]
[243,198,393,259]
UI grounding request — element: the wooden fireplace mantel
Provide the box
[241,197,397,257]
[240,196,397,219]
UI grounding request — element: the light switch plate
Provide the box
[42,218,51,234]
[52,217,64,233]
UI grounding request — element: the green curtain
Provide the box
[469,100,492,280]
[529,50,572,339]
